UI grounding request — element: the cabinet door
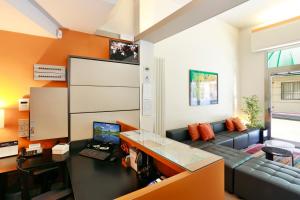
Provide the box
[70,86,139,113]
[70,58,139,87]
[30,87,68,141]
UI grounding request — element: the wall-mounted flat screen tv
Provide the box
[109,40,139,64]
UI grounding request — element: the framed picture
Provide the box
[189,70,218,106]
[109,40,139,64]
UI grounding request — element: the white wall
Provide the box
[139,0,191,33]
[252,19,300,52]
[272,75,300,113]
[238,28,265,121]
[154,18,239,130]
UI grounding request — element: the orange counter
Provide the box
[118,130,224,200]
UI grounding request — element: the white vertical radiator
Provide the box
[154,57,166,136]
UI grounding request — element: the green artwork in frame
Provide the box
[189,70,218,106]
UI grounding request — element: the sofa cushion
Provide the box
[210,135,233,148]
[211,120,226,133]
[235,158,300,200]
[216,131,233,137]
[203,144,252,170]
[198,123,215,141]
[247,128,260,145]
[166,128,190,142]
[232,118,247,132]
[221,132,249,150]
[226,118,235,132]
[181,140,193,145]
[190,140,214,149]
[203,145,252,193]
[188,123,201,141]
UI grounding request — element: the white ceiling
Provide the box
[139,0,192,32]
[0,0,55,38]
[0,0,190,38]
[35,0,117,34]
[99,0,136,36]
[218,0,300,29]
[5,0,289,39]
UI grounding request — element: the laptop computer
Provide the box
[79,122,121,161]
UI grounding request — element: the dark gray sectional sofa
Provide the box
[203,144,252,193]
[166,120,260,150]
[166,120,300,200]
[234,158,300,200]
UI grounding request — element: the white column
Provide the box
[138,40,155,132]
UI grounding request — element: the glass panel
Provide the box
[121,130,222,172]
[268,46,300,68]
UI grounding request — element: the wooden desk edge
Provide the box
[116,159,224,200]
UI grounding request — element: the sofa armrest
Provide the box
[166,128,190,142]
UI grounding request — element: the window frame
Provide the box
[281,81,300,100]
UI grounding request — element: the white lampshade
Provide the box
[0,109,4,128]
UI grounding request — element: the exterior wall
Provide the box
[272,75,300,114]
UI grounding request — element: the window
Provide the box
[268,46,300,68]
[281,81,300,100]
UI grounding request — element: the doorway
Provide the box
[269,71,300,145]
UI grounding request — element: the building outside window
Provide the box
[281,81,300,100]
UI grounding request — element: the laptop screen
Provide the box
[93,122,121,144]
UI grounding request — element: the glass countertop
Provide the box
[121,130,222,172]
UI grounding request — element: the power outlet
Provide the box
[19,119,29,137]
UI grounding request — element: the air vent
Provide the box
[34,64,66,81]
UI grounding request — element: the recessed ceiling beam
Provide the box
[135,0,249,43]
[6,0,61,38]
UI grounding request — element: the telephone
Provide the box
[20,147,43,158]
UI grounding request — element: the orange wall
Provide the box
[0,29,110,148]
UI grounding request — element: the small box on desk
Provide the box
[52,144,69,155]
[0,141,18,158]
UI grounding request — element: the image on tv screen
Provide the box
[109,40,139,64]
[93,122,121,144]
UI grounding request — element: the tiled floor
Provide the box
[271,118,300,144]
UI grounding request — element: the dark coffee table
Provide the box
[261,146,294,166]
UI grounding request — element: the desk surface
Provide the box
[0,143,140,200]
[0,149,69,174]
[68,141,140,200]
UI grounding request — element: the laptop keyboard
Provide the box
[79,148,110,161]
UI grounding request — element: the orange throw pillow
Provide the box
[198,123,215,141]
[188,123,201,141]
[226,118,235,132]
[232,118,247,132]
